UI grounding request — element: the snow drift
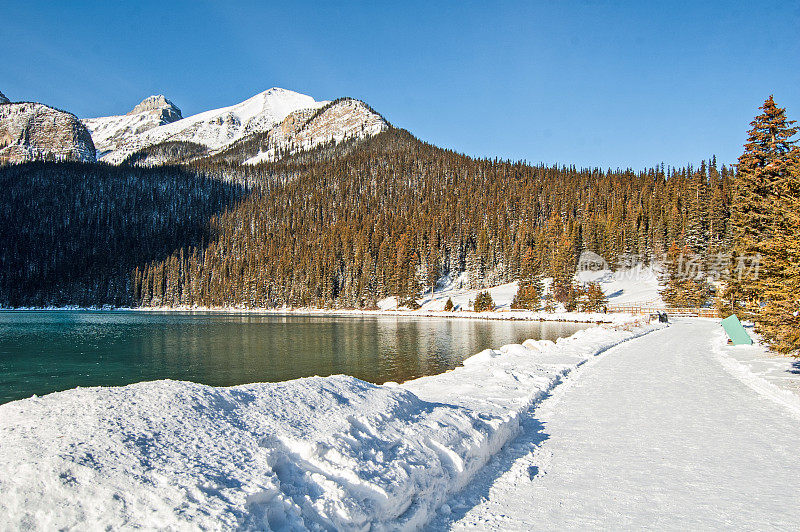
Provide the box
[0,322,658,530]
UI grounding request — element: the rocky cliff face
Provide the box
[0,102,96,163]
[240,98,389,165]
[127,95,182,122]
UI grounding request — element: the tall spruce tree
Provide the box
[730,96,799,352]
[759,148,800,352]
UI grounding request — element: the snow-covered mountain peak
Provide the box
[81,88,388,165]
[214,87,324,129]
[86,88,330,164]
[83,94,186,160]
[128,95,182,121]
[0,91,9,104]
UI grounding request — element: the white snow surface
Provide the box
[576,265,664,307]
[0,322,658,530]
[416,278,521,312]
[711,325,800,419]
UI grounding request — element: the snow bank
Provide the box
[710,324,800,420]
[0,322,660,530]
[414,265,664,314]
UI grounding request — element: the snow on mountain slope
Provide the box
[243,98,389,165]
[82,95,182,160]
[87,88,329,164]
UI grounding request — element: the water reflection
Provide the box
[0,311,589,404]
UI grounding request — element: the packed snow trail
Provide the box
[435,319,800,530]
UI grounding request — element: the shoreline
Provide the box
[0,305,641,325]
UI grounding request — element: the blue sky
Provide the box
[3,1,798,169]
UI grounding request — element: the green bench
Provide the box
[720,315,753,345]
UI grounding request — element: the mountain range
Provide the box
[1,88,389,166]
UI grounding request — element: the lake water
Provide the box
[0,311,590,404]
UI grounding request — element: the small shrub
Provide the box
[444,297,454,311]
[399,297,421,310]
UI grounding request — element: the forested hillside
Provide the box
[0,127,733,309]
[132,129,732,308]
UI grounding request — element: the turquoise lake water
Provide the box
[0,311,589,404]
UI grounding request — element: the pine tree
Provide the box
[685,161,709,254]
[511,276,543,310]
[583,282,608,312]
[563,282,582,312]
[757,143,800,352]
[730,96,799,319]
[473,291,495,312]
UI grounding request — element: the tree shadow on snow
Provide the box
[789,360,800,375]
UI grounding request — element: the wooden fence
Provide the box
[607,304,720,318]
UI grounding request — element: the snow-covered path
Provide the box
[435,319,800,530]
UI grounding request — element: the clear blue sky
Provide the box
[3,1,798,169]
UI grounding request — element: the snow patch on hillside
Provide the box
[0,322,659,530]
[403,265,664,313]
[416,279,521,312]
[243,99,388,165]
[577,265,664,307]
